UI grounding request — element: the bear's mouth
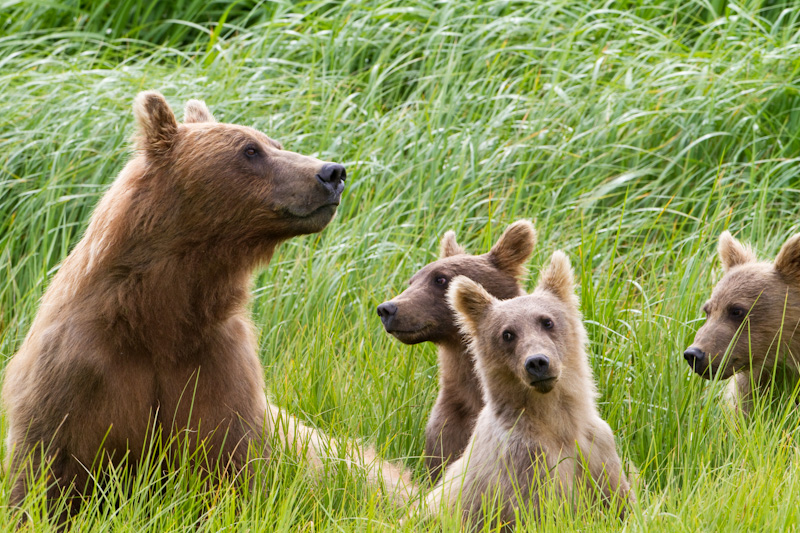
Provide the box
[386,324,435,345]
[291,202,339,219]
[529,377,557,393]
[689,356,739,380]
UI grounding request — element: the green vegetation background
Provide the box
[2,0,800,530]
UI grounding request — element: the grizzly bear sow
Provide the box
[3,91,412,518]
[416,252,632,528]
[684,231,800,413]
[376,221,536,480]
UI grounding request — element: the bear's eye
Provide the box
[541,318,554,330]
[243,145,259,158]
[434,275,448,286]
[502,330,515,342]
[729,307,746,319]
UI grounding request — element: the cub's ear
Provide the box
[134,91,178,157]
[774,233,800,280]
[718,231,755,271]
[488,220,537,278]
[448,276,495,336]
[184,99,216,124]
[536,251,577,305]
[440,230,466,258]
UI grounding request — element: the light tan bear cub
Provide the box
[377,221,536,480]
[684,231,800,413]
[3,91,414,522]
[416,251,632,528]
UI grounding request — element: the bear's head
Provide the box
[448,251,587,400]
[376,220,536,345]
[684,231,800,380]
[131,91,345,243]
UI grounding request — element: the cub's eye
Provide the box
[434,276,448,286]
[541,318,554,330]
[244,145,259,158]
[502,330,515,342]
[729,307,746,319]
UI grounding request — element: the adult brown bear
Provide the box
[3,91,413,520]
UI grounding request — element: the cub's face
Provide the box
[379,255,521,344]
[688,265,787,379]
[684,231,800,379]
[377,221,536,345]
[449,251,583,399]
[471,293,573,394]
[134,91,345,241]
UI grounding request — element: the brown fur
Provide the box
[377,221,536,480]
[684,231,800,413]
[415,252,632,528]
[2,91,413,521]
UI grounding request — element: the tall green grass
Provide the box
[2,0,800,530]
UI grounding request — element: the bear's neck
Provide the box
[436,339,484,412]
[47,175,280,361]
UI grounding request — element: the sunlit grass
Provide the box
[2,0,800,530]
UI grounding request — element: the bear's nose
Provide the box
[376,301,398,328]
[525,354,549,378]
[317,163,346,196]
[683,346,706,364]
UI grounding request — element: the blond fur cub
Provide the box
[417,252,632,528]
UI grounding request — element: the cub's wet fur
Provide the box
[415,252,632,529]
[684,231,800,413]
[377,221,536,480]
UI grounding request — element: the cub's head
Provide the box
[132,91,345,240]
[449,251,589,400]
[684,231,800,379]
[376,220,536,344]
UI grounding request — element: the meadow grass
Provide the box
[2,0,800,530]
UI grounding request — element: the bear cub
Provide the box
[684,231,800,413]
[377,221,536,480]
[416,251,632,528]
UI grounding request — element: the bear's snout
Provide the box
[525,354,550,379]
[683,346,709,376]
[316,163,346,200]
[377,301,398,329]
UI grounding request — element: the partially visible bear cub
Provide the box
[3,91,412,521]
[416,251,632,528]
[684,231,800,413]
[377,221,536,480]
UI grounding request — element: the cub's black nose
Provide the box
[376,301,397,328]
[683,346,706,365]
[317,163,346,196]
[525,354,549,378]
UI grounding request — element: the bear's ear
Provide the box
[489,220,537,278]
[774,233,800,280]
[536,251,577,304]
[134,91,178,157]
[184,99,216,124]
[440,230,466,258]
[448,275,495,335]
[718,231,755,271]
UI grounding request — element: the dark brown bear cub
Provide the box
[3,91,412,521]
[415,251,632,528]
[377,221,536,480]
[684,231,800,413]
